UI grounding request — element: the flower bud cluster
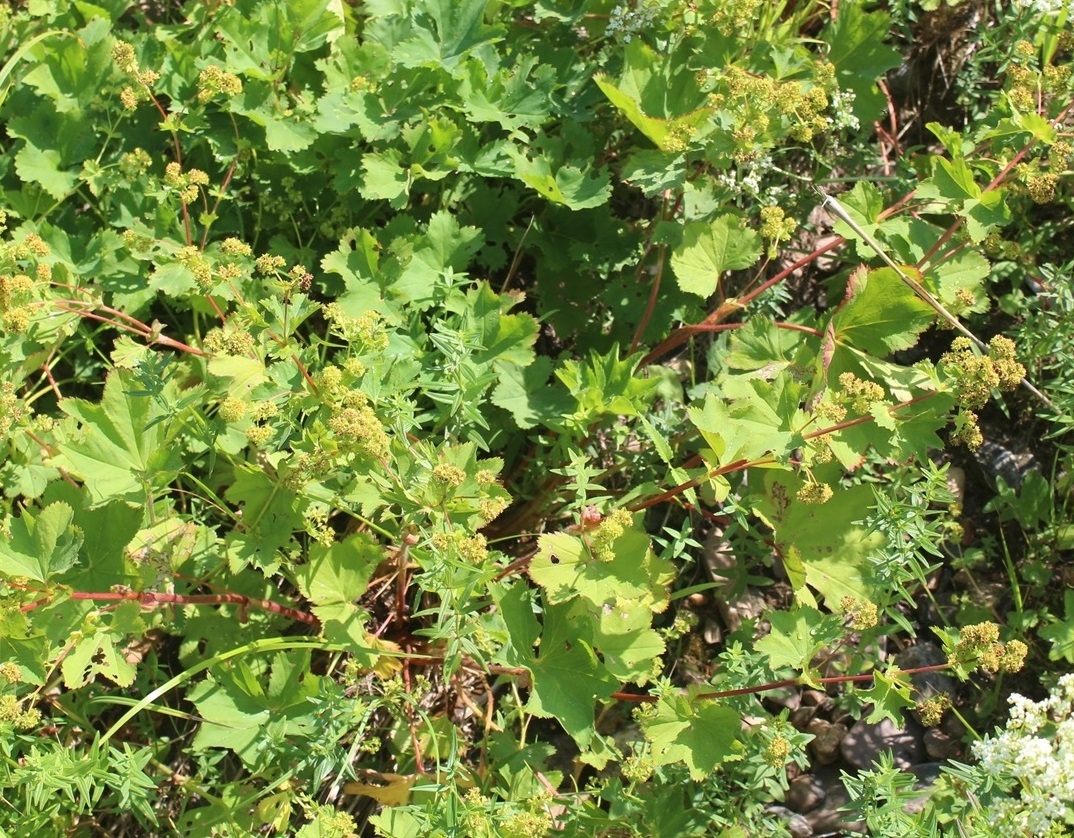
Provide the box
[164,163,210,206]
[796,479,832,505]
[112,41,159,110]
[917,693,952,727]
[590,508,633,561]
[840,596,879,631]
[760,206,797,257]
[326,390,390,462]
[197,65,243,103]
[950,622,1028,675]
[0,231,50,335]
[941,336,1025,449]
[0,696,39,729]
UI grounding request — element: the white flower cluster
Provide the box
[828,89,859,132]
[971,674,1074,835]
[1012,0,1074,15]
[606,1,662,43]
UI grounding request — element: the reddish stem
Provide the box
[611,663,954,704]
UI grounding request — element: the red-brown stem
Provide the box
[918,98,1074,268]
[51,300,208,356]
[20,589,320,627]
[629,458,757,512]
[630,191,683,355]
[628,390,939,512]
[610,663,953,704]
[642,237,845,366]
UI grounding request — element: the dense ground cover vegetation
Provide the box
[0,0,1072,834]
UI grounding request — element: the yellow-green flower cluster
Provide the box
[478,494,509,524]
[796,480,832,505]
[942,336,1025,412]
[218,395,248,423]
[838,372,886,414]
[323,305,390,351]
[327,391,390,461]
[760,205,797,257]
[0,272,36,335]
[203,326,256,356]
[708,0,761,29]
[118,148,153,179]
[841,596,879,631]
[175,244,213,288]
[197,65,243,103]
[303,507,335,547]
[432,463,467,487]
[621,750,655,783]
[918,693,952,728]
[950,622,1028,675]
[0,693,40,730]
[590,508,633,561]
[0,381,27,439]
[112,41,159,110]
[255,253,286,275]
[164,163,209,205]
[763,734,791,767]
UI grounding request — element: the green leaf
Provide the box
[491,357,572,430]
[829,266,936,356]
[823,3,901,123]
[595,75,710,151]
[0,501,82,583]
[689,384,798,465]
[1040,590,1074,664]
[509,150,611,209]
[294,534,379,646]
[294,534,380,606]
[50,369,184,505]
[393,0,503,70]
[526,603,618,746]
[671,216,761,297]
[207,355,268,392]
[859,668,916,724]
[643,687,739,781]
[529,527,673,612]
[756,606,841,673]
[14,142,77,199]
[61,601,144,688]
[359,150,411,208]
[752,474,884,607]
[189,651,324,767]
[224,466,299,574]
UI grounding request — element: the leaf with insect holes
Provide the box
[529,528,673,612]
[61,601,145,688]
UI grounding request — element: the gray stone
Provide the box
[786,774,827,814]
[807,718,848,765]
[923,728,962,760]
[766,805,813,838]
[840,716,924,770]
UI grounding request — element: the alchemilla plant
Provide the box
[0,0,1072,835]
